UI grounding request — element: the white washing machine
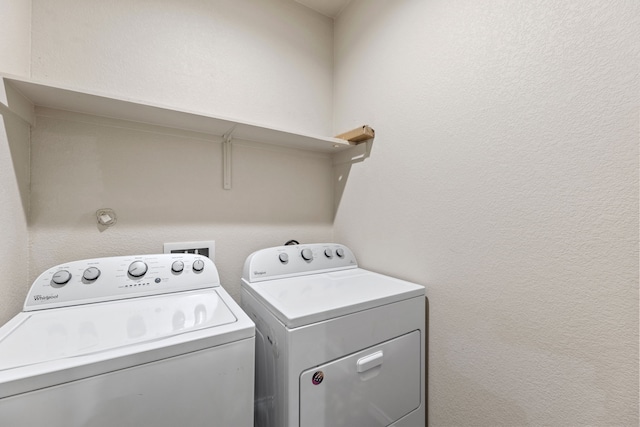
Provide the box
[0,254,255,427]
[241,243,426,427]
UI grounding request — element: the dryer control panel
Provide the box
[242,243,357,283]
[24,254,220,311]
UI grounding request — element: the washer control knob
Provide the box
[82,267,101,282]
[128,260,148,278]
[324,249,333,258]
[301,248,313,261]
[171,260,184,273]
[192,259,205,272]
[52,270,72,285]
[279,253,289,263]
[336,248,345,258]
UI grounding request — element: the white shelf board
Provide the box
[2,75,351,153]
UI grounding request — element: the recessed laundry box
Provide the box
[0,254,255,427]
[241,243,426,427]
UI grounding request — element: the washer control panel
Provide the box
[24,254,219,311]
[242,243,357,282]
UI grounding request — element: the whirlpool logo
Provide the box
[33,294,59,302]
[254,271,267,276]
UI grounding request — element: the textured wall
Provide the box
[4,1,638,424]
[0,88,31,325]
[31,0,333,136]
[28,111,334,302]
[0,0,31,326]
[0,0,30,77]
[334,1,639,425]
[14,0,336,319]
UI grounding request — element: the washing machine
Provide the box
[241,243,426,427]
[0,253,255,427]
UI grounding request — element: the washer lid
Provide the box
[0,288,253,398]
[242,268,424,328]
[0,289,236,371]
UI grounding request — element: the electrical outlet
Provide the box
[164,241,215,261]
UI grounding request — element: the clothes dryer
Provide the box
[0,254,254,426]
[241,243,425,427]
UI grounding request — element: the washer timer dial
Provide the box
[128,260,148,278]
[193,259,205,272]
[51,270,72,285]
[171,260,185,273]
[82,267,101,282]
[301,248,313,261]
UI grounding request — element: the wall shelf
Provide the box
[1,75,352,154]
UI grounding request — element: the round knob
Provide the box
[336,248,345,258]
[52,270,72,285]
[301,248,313,261]
[128,260,148,278]
[279,253,289,263]
[171,260,184,273]
[324,249,333,258]
[192,259,205,272]
[82,267,101,282]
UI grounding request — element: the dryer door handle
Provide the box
[356,350,383,373]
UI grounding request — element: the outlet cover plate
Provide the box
[164,240,215,261]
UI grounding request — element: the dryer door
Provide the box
[299,330,421,427]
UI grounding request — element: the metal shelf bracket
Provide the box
[222,126,235,190]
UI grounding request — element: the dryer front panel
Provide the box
[299,330,421,427]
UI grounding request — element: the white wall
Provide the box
[0,93,31,325]
[0,0,31,325]
[18,0,336,317]
[0,0,30,77]
[334,1,638,426]
[3,1,638,424]
[28,109,334,301]
[31,0,333,135]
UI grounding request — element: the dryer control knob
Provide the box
[171,260,184,273]
[324,249,333,258]
[279,253,289,263]
[301,248,313,261]
[336,248,345,258]
[52,270,72,285]
[82,267,101,282]
[192,259,205,272]
[128,260,148,278]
